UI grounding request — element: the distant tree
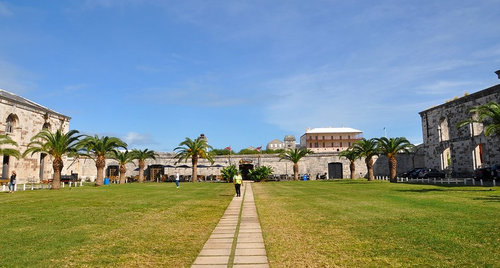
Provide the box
[352,138,379,181]
[131,149,157,183]
[458,101,500,137]
[221,165,238,182]
[0,134,20,159]
[23,129,82,189]
[279,148,313,181]
[80,135,127,186]
[111,150,135,184]
[211,148,232,155]
[174,137,214,182]
[238,148,259,155]
[339,148,360,179]
[248,166,274,182]
[376,137,414,182]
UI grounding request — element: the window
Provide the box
[438,117,449,142]
[340,142,343,147]
[5,114,18,133]
[322,136,325,140]
[348,135,350,139]
[340,135,342,140]
[310,143,312,147]
[315,136,318,140]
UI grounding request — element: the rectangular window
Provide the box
[310,143,312,147]
[322,136,325,140]
[340,142,343,147]
[348,135,350,139]
[340,135,342,140]
[331,136,333,140]
[315,136,318,140]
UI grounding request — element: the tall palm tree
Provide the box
[80,135,127,186]
[0,134,20,159]
[339,148,360,179]
[352,138,379,181]
[111,150,135,184]
[376,137,414,182]
[131,149,157,183]
[279,148,313,181]
[23,129,82,189]
[458,101,500,137]
[174,137,213,183]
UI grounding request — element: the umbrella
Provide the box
[134,168,140,171]
[177,164,191,168]
[163,164,175,168]
[197,164,210,168]
[211,164,224,167]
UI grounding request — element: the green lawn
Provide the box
[252,180,500,267]
[0,183,234,267]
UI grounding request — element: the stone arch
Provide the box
[441,147,451,170]
[5,113,19,133]
[438,117,449,142]
[42,122,51,131]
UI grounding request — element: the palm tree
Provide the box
[339,148,360,179]
[458,101,500,137]
[23,129,82,189]
[111,150,135,184]
[80,135,127,186]
[376,137,414,182]
[352,138,379,181]
[131,149,157,183]
[279,148,313,181]
[174,137,213,183]
[0,134,20,159]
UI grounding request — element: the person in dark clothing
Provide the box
[8,171,16,193]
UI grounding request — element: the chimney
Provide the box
[496,70,500,79]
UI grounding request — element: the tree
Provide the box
[376,137,414,182]
[0,134,20,159]
[80,135,127,186]
[339,148,360,179]
[131,149,157,183]
[23,129,82,190]
[111,150,135,184]
[279,148,313,181]
[458,101,500,137]
[352,138,379,181]
[220,165,238,182]
[248,166,274,182]
[174,137,214,182]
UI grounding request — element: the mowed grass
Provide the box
[0,183,234,267]
[252,180,500,267]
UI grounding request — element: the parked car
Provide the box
[399,168,424,178]
[418,168,445,178]
[474,164,500,180]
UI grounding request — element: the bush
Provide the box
[248,166,274,182]
[220,165,237,182]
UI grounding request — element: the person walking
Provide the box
[233,170,243,197]
[175,172,180,188]
[8,171,16,193]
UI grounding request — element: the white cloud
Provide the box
[123,132,157,147]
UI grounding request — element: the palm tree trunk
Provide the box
[95,155,106,186]
[52,157,63,190]
[293,163,299,181]
[119,165,126,184]
[366,157,374,181]
[192,156,198,182]
[138,160,145,183]
[389,156,397,183]
[350,161,355,179]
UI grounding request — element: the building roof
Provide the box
[0,89,70,119]
[267,139,283,144]
[305,127,362,134]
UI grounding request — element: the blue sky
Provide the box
[1,0,499,152]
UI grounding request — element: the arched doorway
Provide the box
[239,159,254,180]
[106,165,119,182]
[147,165,164,181]
[328,162,343,179]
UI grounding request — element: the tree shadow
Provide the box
[473,195,500,202]
[397,187,496,193]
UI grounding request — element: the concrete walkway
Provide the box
[192,182,269,268]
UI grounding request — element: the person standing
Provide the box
[175,172,180,188]
[8,171,16,193]
[233,171,243,197]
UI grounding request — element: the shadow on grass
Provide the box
[473,195,500,202]
[397,187,496,193]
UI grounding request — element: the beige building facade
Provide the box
[299,127,363,153]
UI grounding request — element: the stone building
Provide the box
[283,135,296,149]
[299,127,363,153]
[266,139,284,150]
[419,80,500,177]
[0,89,71,183]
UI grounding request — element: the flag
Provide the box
[225,146,231,151]
[256,146,262,152]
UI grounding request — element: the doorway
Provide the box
[2,155,9,179]
[239,164,254,180]
[147,165,164,181]
[328,162,343,179]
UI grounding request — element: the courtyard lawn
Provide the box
[252,180,500,267]
[0,183,234,267]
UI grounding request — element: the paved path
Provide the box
[192,182,269,268]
